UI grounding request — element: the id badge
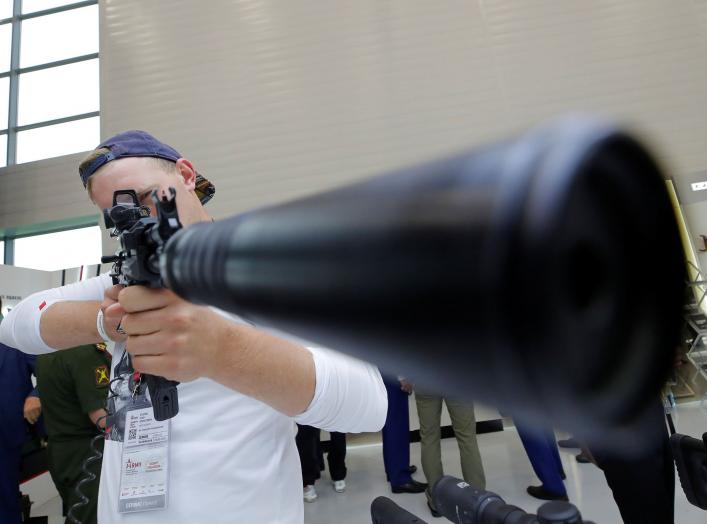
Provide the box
[118,399,171,513]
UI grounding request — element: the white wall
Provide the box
[0,264,56,314]
[1,1,707,240]
[96,0,707,225]
[0,263,103,315]
[0,153,95,233]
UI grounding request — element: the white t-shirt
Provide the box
[0,273,387,524]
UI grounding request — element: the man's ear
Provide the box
[175,158,197,191]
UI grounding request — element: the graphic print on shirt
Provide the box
[106,351,151,442]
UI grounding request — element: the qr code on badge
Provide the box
[128,429,137,440]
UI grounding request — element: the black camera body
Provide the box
[101,188,182,421]
[371,476,596,523]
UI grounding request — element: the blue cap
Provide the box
[79,130,215,204]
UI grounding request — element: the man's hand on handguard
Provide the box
[107,286,227,382]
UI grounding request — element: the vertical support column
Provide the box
[7,0,21,164]
[4,237,14,265]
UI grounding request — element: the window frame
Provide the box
[0,0,99,165]
[1,214,100,266]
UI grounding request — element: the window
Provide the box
[0,1,99,167]
[0,1,12,20]
[13,226,101,271]
[20,5,98,68]
[16,115,98,163]
[0,239,4,264]
[0,133,7,166]
[22,0,82,15]
[0,23,11,72]
[0,77,9,125]
[18,58,99,126]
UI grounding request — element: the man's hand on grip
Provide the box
[101,285,128,342]
[111,286,225,382]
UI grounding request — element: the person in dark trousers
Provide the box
[514,419,568,501]
[557,435,592,463]
[36,343,111,524]
[295,424,347,502]
[0,335,38,524]
[382,376,427,494]
[589,400,674,524]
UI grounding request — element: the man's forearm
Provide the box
[41,301,103,350]
[206,323,316,417]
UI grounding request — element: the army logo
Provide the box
[95,365,110,386]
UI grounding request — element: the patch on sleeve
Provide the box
[95,365,110,386]
[39,300,47,310]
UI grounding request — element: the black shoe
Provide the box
[557,437,579,448]
[387,466,417,482]
[575,451,591,464]
[526,485,568,502]
[391,480,428,494]
[427,500,442,518]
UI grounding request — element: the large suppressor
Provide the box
[161,117,684,439]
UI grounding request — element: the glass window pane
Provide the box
[14,226,102,271]
[0,77,8,129]
[18,59,98,126]
[0,1,12,19]
[16,116,99,163]
[0,133,7,167]
[22,0,85,15]
[0,22,11,72]
[0,240,4,265]
[20,5,98,68]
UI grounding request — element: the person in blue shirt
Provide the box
[382,376,427,495]
[0,323,41,524]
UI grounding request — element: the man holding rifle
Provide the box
[0,130,387,524]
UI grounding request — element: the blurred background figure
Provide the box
[513,419,568,501]
[295,424,347,503]
[589,399,675,524]
[381,376,426,496]
[0,296,41,524]
[557,435,592,463]
[35,343,110,524]
[415,387,485,517]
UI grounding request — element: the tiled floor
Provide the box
[32,403,707,523]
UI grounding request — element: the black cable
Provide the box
[66,432,104,524]
[66,349,129,524]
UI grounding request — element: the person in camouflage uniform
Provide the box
[36,343,111,524]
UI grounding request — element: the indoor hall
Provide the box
[2,2,707,523]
